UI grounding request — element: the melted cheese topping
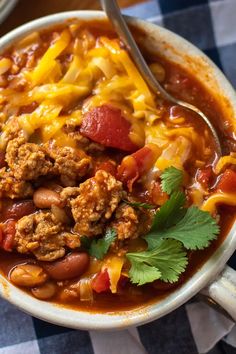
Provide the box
[0,24,235,213]
[0,25,203,158]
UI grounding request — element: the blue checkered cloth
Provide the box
[0,1,236,354]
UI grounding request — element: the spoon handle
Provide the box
[100,0,173,101]
[100,0,222,156]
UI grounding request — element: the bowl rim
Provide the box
[0,10,235,330]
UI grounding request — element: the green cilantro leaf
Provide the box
[123,200,156,209]
[128,262,161,286]
[89,229,117,259]
[151,191,186,232]
[80,236,92,249]
[161,166,184,195]
[125,167,220,286]
[127,239,188,285]
[160,206,220,250]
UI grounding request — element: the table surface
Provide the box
[0,0,146,37]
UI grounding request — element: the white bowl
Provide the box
[0,11,235,330]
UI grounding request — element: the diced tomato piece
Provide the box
[117,143,160,191]
[2,220,16,251]
[3,200,36,220]
[80,105,138,152]
[2,233,15,252]
[132,144,160,174]
[216,169,236,194]
[196,166,213,188]
[150,181,168,206]
[91,269,110,293]
[117,155,138,190]
[95,160,117,177]
[0,151,6,168]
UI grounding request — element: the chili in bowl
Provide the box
[0,11,235,329]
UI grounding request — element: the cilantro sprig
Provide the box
[146,191,219,251]
[126,166,220,286]
[127,240,187,285]
[150,191,186,232]
[155,206,220,250]
[81,229,117,260]
[160,166,184,195]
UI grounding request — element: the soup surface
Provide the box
[0,20,235,312]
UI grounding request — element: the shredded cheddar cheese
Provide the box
[103,255,125,294]
[27,29,71,86]
[0,24,226,201]
[201,192,236,214]
[214,153,236,174]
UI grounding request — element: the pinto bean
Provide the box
[10,264,48,287]
[43,252,89,280]
[31,281,57,300]
[33,188,62,209]
[3,200,36,220]
[51,205,71,224]
[42,181,63,193]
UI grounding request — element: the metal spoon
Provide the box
[100,0,222,156]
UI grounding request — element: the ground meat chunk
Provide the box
[0,168,33,199]
[14,212,80,261]
[0,116,22,150]
[46,144,92,187]
[60,187,80,206]
[110,204,140,240]
[64,127,105,153]
[6,137,53,180]
[71,170,123,237]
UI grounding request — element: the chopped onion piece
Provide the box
[92,57,116,79]
[155,136,191,170]
[60,55,82,84]
[79,278,93,302]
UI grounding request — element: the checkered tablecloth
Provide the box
[0,1,236,354]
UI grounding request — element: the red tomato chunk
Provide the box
[1,220,16,251]
[117,143,160,190]
[80,105,138,152]
[197,167,213,189]
[92,269,110,293]
[216,169,236,194]
[95,160,117,177]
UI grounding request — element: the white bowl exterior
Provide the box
[0,11,235,330]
